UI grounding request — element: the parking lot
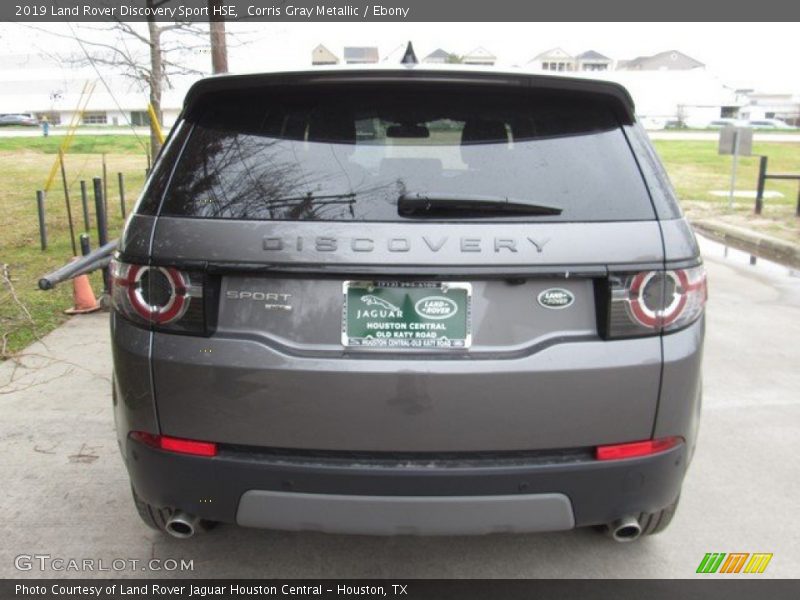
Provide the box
[1,235,798,578]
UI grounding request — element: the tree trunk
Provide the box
[147,0,163,159]
[208,1,229,74]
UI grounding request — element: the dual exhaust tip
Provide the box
[164,510,643,542]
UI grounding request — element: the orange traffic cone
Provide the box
[64,272,102,315]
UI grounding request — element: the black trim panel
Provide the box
[126,437,687,529]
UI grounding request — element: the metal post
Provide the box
[728,130,740,209]
[102,153,108,215]
[796,182,800,218]
[755,156,768,215]
[58,150,78,256]
[36,190,47,251]
[79,233,91,256]
[92,177,110,293]
[80,180,90,231]
[118,172,127,218]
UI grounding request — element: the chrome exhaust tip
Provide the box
[165,511,200,539]
[607,516,642,542]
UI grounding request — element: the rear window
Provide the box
[161,85,654,222]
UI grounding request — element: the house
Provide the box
[311,44,339,66]
[462,47,496,66]
[617,50,704,71]
[343,47,379,64]
[576,50,612,72]
[423,48,451,64]
[528,47,575,72]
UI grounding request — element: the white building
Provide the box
[462,47,496,66]
[0,52,190,128]
[528,48,575,72]
[739,93,800,125]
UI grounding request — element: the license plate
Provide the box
[342,281,472,349]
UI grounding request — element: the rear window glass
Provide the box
[161,86,653,222]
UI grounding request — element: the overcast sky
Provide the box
[1,21,797,93]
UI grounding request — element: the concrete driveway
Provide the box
[1,235,798,579]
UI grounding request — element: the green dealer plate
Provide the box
[342,281,472,349]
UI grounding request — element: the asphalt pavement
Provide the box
[0,235,798,578]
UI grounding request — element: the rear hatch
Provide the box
[147,73,665,452]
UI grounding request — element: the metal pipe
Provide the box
[80,180,91,231]
[93,176,110,294]
[118,172,127,218]
[755,155,767,215]
[606,516,642,543]
[79,233,91,257]
[36,190,47,251]
[38,239,118,290]
[165,511,200,539]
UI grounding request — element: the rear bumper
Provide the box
[126,437,688,534]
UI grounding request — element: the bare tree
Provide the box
[26,2,209,158]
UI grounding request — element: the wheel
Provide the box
[131,485,172,532]
[638,495,680,536]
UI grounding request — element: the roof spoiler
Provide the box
[183,70,636,122]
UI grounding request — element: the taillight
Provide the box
[599,265,706,338]
[111,258,208,333]
[595,436,682,460]
[131,432,217,457]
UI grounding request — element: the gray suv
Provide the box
[111,67,705,541]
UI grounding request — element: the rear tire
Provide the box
[638,495,680,536]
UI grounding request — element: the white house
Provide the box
[462,47,496,66]
[528,48,575,72]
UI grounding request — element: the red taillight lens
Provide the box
[111,259,206,332]
[601,265,706,338]
[131,432,218,457]
[595,436,681,461]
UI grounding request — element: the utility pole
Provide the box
[208,0,229,74]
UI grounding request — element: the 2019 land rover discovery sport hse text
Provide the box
[111,65,705,541]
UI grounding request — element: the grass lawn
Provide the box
[652,140,800,244]
[0,134,798,358]
[1,136,147,358]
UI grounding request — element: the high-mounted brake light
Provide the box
[600,265,706,338]
[595,436,681,461]
[110,258,207,332]
[131,432,218,457]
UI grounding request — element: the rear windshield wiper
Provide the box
[398,193,562,217]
